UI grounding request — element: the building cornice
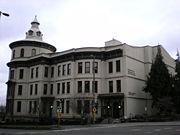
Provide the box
[9,40,56,52]
[7,49,123,68]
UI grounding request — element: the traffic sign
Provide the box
[57,107,62,113]
[57,112,62,119]
[92,107,97,113]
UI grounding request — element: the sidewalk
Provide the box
[0,121,180,130]
[59,121,180,130]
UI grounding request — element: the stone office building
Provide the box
[6,17,175,122]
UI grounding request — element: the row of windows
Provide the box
[78,62,98,74]
[109,80,121,93]
[18,80,99,97]
[108,60,121,73]
[12,48,36,59]
[44,82,71,95]
[17,80,120,97]
[77,81,98,93]
[28,30,41,37]
[10,60,121,80]
[16,100,70,114]
[56,100,70,114]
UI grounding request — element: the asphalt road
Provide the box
[0,124,180,135]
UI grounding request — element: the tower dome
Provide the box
[25,16,43,41]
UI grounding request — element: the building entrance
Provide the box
[98,93,124,119]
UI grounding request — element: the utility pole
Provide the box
[92,55,96,124]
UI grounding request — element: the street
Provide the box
[0,123,180,135]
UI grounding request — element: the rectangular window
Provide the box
[30,84,33,95]
[50,84,53,95]
[62,65,66,76]
[66,100,70,114]
[35,84,38,95]
[62,82,65,94]
[57,83,60,94]
[56,101,60,107]
[17,101,21,112]
[85,62,90,73]
[19,69,24,79]
[67,82,70,94]
[18,85,22,95]
[109,62,113,73]
[58,65,61,77]
[43,84,48,95]
[31,68,34,79]
[85,81,90,93]
[109,81,113,93]
[94,62,98,73]
[33,101,37,113]
[77,100,82,114]
[67,63,71,75]
[116,60,121,72]
[78,62,82,73]
[44,67,48,77]
[62,100,64,113]
[116,80,121,92]
[36,67,39,78]
[10,70,14,79]
[29,101,32,113]
[51,67,54,78]
[84,100,90,113]
[77,81,82,93]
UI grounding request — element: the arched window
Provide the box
[20,48,24,57]
[31,49,36,56]
[12,50,15,59]
[28,30,33,36]
[36,31,41,36]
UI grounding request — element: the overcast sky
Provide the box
[0,0,180,105]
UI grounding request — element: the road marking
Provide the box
[144,131,153,134]
[164,127,172,130]
[176,129,180,132]
[154,129,161,132]
[132,128,141,131]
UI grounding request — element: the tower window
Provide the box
[28,30,33,36]
[32,49,36,56]
[36,31,41,36]
[20,48,24,57]
[12,50,15,59]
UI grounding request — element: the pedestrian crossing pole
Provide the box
[57,107,62,128]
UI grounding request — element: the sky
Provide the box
[0,0,180,105]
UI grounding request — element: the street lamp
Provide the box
[0,11,9,19]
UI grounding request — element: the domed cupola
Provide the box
[9,16,56,60]
[25,15,43,41]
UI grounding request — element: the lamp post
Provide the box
[0,11,9,19]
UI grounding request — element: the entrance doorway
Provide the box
[99,93,124,119]
[113,102,120,118]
